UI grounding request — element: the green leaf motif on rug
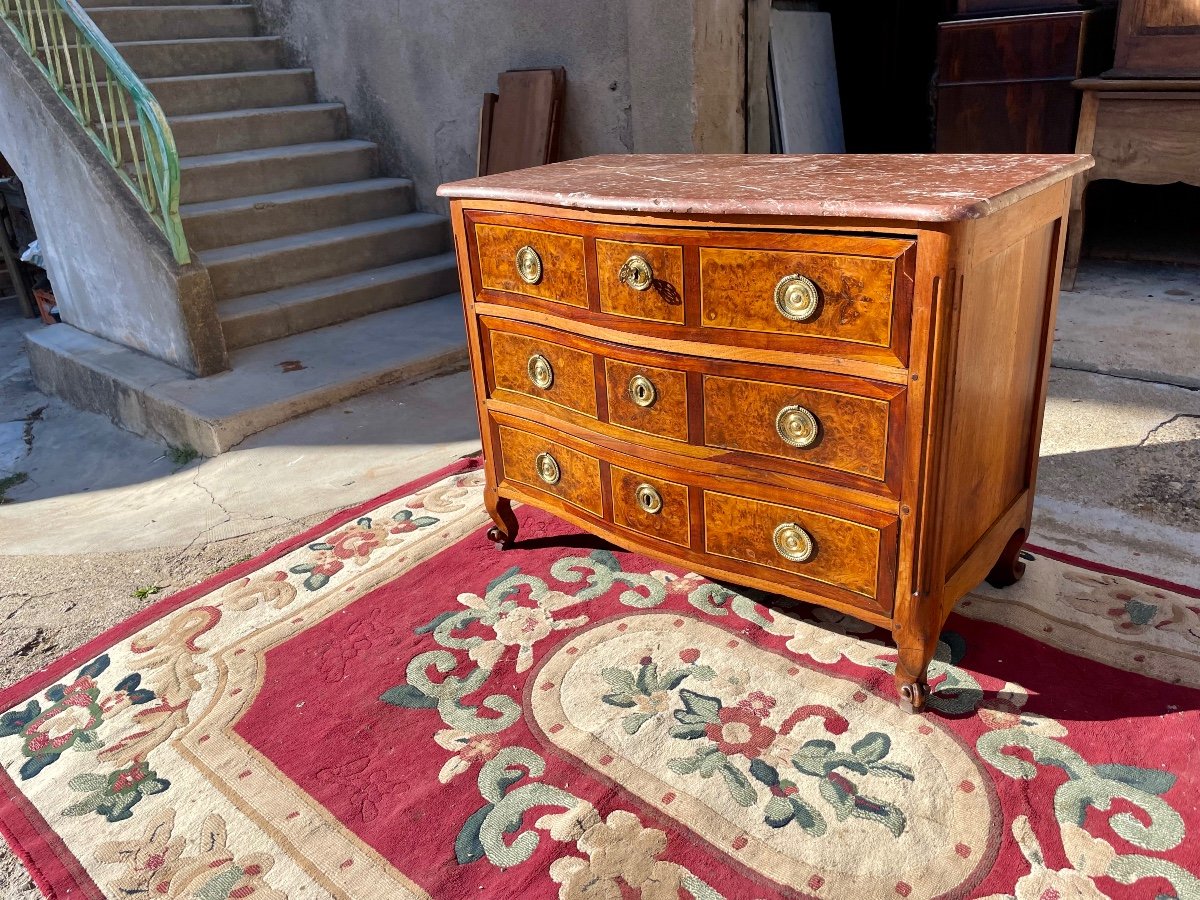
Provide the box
[62,761,170,823]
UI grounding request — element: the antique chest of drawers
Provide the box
[439,154,1091,710]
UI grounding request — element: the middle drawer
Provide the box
[481,317,906,497]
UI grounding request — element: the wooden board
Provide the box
[479,68,565,177]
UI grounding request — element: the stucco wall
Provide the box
[0,28,226,376]
[252,0,744,213]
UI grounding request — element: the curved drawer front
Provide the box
[699,247,898,350]
[604,358,689,443]
[497,425,603,516]
[467,211,915,368]
[476,223,588,307]
[488,329,597,418]
[704,491,884,603]
[703,375,891,482]
[596,238,685,324]
[610,465,691,548]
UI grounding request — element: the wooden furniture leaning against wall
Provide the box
[1064,78,1200,287]
[439,154,1092,711]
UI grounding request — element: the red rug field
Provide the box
[1,459,1198,899]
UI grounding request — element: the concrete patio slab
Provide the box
[1057,260,1200,389]
[24,293,468,456]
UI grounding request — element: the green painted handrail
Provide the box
[0,0,190,264]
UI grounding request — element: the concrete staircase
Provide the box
[28,0,467,453]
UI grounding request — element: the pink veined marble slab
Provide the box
[438,153,1094,222]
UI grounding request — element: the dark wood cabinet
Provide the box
[1109,0,1200,77]
[935,9,1114,153]
[954,0,1088,15]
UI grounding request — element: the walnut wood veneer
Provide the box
[440,154,1092,711]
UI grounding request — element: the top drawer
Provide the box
[465,211,916,368]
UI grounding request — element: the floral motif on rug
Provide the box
[1,460,1198,900]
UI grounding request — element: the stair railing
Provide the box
[0,0,190,263]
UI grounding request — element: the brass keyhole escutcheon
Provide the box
[515,245,543,285]
[774,273,820,322]
[635,483,663,515]
[628,374,657,408]
[535,452,560,485]
[527,353,554,390]
[775,405,820,449]
[773,522,814,563]
[618,254,654,291]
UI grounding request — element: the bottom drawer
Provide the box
[704,491,885,603]
[497,425,603,516]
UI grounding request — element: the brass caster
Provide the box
[486,526,513,550]
[899,681,930,714]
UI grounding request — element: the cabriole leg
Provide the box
[894,644,933,713]
[986,527,1027,589]
[485,490,519,549]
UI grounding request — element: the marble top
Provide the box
[438,154,1093,222]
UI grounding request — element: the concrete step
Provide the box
[78,0,235,6]
[116,37,284,77]
[110,103,345,158]
[220,252,460,350]
[25,295,468,455]
[144,69,315,115]
[181,178,414,251]
[178,140,377,204]
[83,5,257,42]
[199,213,450,299]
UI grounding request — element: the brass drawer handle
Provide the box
[628,373,657,408]
[515,245,543,285]
[773,522,814,563]
[775,405,820,449]
[535,452,561,485]
[618,254,654,291]
[635,483,663,515]
[774,273,819,322]
[527,353,554,390]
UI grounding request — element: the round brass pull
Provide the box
[635,483,663,515]
[775,405,820,449]
[535,452,561,485]
[515,245,543,285]
[774,274,820,322]
[618,254,654,291]
[527,353,554,390]
[627,374,657,408]
[773,522,814,563]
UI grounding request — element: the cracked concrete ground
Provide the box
[0,260,1198,898]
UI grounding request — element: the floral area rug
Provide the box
[2,458,1198,900]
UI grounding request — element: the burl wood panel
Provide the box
[940,220,1055,575]
[610,466,691,548]
[699,247,897,351]
[703,490,886,605]
[596,239,685,324]
[703,375,892,482]
[497,425,603,516]
[605,359,689,443]
[487,328,598,418]
[475,223,588,307]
